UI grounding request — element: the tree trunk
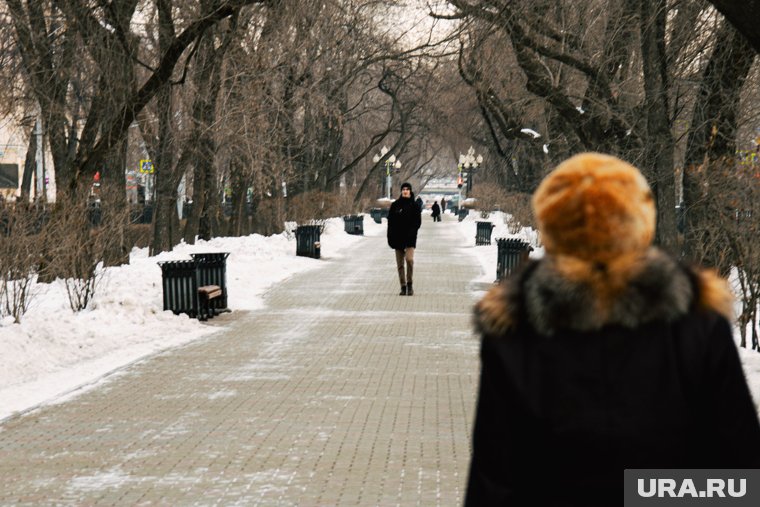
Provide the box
[150,82,181,255]
[640,0,677,253]
[682,21,755,266]
[101,138,129,267]
[20,126,36,202]
[228,162,249,237]
[181,21,234,243]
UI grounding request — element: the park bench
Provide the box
[198,285,223,316]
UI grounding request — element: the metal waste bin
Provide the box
[496,238,533,282]
[158,259,204,319]
[343,215,364,235]
[476,221,495,245]
[189,252,230,314]
[296,225,321,259]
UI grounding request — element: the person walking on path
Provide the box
[465,153,760,506]
[387,182,421,296]
[440,196,446,213]
[431,201,441,222]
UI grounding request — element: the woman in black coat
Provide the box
[465,153,760,506]
[387,182,421,295]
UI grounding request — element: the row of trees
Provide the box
[0,1,758,345]
[1,0,462,257]
[440,0,759,348]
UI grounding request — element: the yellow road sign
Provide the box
[140,159,154,174]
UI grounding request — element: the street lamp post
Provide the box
[457,155,464,210]
[373,146,401,200]
[459,146,483,199]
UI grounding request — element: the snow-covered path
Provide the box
[0,213,482,505]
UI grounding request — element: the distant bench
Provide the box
[158,253,230,321]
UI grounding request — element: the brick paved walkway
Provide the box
[0,214,483,506]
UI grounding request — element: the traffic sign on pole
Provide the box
[139,159,154,174]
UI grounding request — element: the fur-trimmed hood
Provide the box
[475,248,733,337]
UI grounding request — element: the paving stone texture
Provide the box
[0,213,484,506]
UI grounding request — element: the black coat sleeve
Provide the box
[465,336,522,506]
[386,203,397,249]
[697,314,760,466]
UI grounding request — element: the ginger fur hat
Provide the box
[532,153,656,263]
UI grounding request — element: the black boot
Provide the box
[399,285,407,296]
[407,282,413,296]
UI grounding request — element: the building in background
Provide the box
[0,117,55,202]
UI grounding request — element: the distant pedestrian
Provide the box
[431,201,441,222]
[388,182,421,296]
[415,195,423,212]
[440,197,446,212]
[465,153,760,506]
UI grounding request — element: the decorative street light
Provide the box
[373,145,402,199]
[461,146,483,193]
[458,146,483,206]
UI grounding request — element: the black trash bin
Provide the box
[496,238,533,282]
[88,203,102,226]
[343,215,364,235]
[476,221,495,245]
[142,204,153,224]
[296,225,321,259]
[31,207,50,235]
[182,202,194,220]
[189,252,231,314]
[458,208,469,222]
[158,259,206,320]
[343,215,353,233]
[353,215,364,235]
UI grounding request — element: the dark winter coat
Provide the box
[387,194,421,250]
[431,202,441,218]
[465,248,760,507]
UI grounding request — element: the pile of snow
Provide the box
[0,216,382,422]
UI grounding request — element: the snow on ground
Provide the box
[0,216,383,422]
[456,210,760,411]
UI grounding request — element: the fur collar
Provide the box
[475,248,733,336]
